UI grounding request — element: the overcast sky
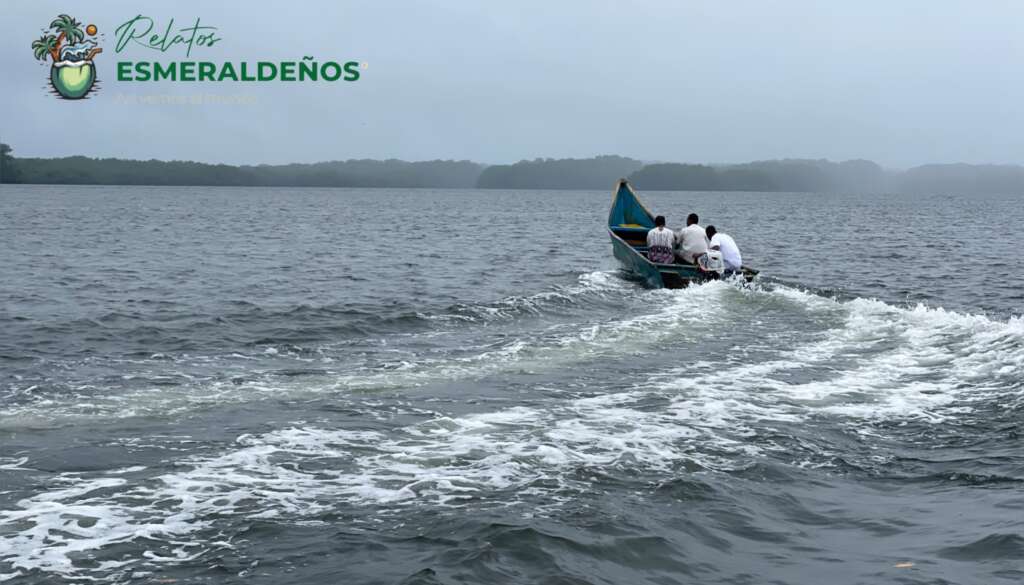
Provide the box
[3,1,1022,167]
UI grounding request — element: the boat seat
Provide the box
[611,225,652,246]
[612,225,651,234]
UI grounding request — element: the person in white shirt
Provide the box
[675,213,708,264]
[646,215,676,264]
[705,225,742,274]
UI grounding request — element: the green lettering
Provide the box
[343,61,361,81]
[299,57,317,81]
[198,61,215,81]
[257,61,277,81]
[279,61,296,81]
[117,61,132,81]
[217,62,238,81]
[134,61,151,81]
[179,61,196,81]
[321,61,342,81]
[153,61,176,81]
[240,62,256,81]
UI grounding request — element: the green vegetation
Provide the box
[895,163,1024,196]
[0,144,19,183]
[1,143,1022,194]
[628,159,887,193]
[0,148,482,188]
[476,156,643,189]
[627,163,722,191]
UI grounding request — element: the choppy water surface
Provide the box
[0,185,1021,584]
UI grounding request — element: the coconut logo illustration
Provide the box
[31,15,103,100]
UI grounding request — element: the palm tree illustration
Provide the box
[49,14,84,60]
[32,34,58,62]
[32,15,101,65]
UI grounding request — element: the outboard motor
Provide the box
[698,250,725,276]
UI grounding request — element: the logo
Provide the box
[31,14,103,100]
[28,13,364,101]
[112,15,363,84]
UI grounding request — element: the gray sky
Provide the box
[3,0,1023,167]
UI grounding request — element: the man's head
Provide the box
[655,215,666,227]
[705,225,717,239]
[687,213,699,226]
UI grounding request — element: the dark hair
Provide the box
[705,225,717,238]
[654,215,666,227]
[687,213,699,226]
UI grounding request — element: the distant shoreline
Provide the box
[2,147,1022,194]
[4,184,1018,197]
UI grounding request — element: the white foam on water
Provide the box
[0,378,754,580]
[0,458,31,471]
[421,270,630,324]
[3,277,1019,435]
[326,279,734,393]
[0,477,147,579]
[650,287,1023,436]
[3,281,1022,579]
[0,274,726,425]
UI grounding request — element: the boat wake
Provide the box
[1,274,1022,581]
[1,273,1020,422]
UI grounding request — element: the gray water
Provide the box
[1,185,1022,584]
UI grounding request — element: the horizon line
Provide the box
[5,150,1024,171]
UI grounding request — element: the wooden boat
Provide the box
[607,179,757,288]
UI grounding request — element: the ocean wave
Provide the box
[649,286,1022,451]
[4,272,633,365]
[58,40,96,62]
[937,533,1024,561]
[425,270,632,323]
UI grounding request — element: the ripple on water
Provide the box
[1,184,1023,584]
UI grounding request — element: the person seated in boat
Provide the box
[646,215,676,264]
[675,213,708,264]
[704,225,743,276]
